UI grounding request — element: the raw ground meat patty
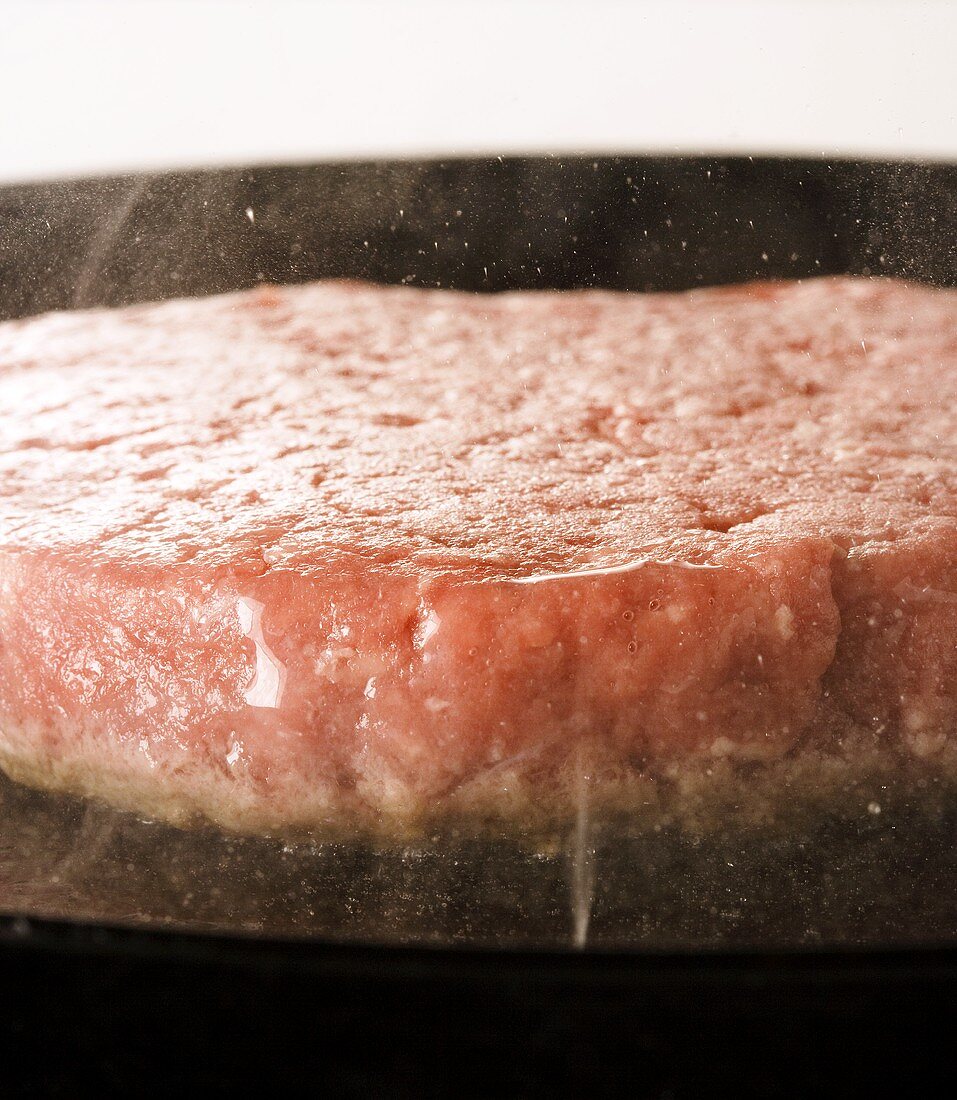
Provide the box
[1,276,957,836]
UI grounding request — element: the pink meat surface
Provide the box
[1,277,956,834]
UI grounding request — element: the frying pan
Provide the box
[0,157,955,1093]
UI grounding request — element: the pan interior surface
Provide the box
[1,156,956,951]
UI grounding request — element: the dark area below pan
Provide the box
[1,913,955,1096]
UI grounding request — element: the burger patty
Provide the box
[0,277,956,835]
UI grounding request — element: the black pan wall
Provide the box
[1,157,955,323]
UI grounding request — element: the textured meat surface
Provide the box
[1,277,956,833]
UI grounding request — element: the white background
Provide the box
[0,0,955,183]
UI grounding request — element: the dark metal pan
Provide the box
[1,157,956,1093]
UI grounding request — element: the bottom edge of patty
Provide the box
[1,716,955,845]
